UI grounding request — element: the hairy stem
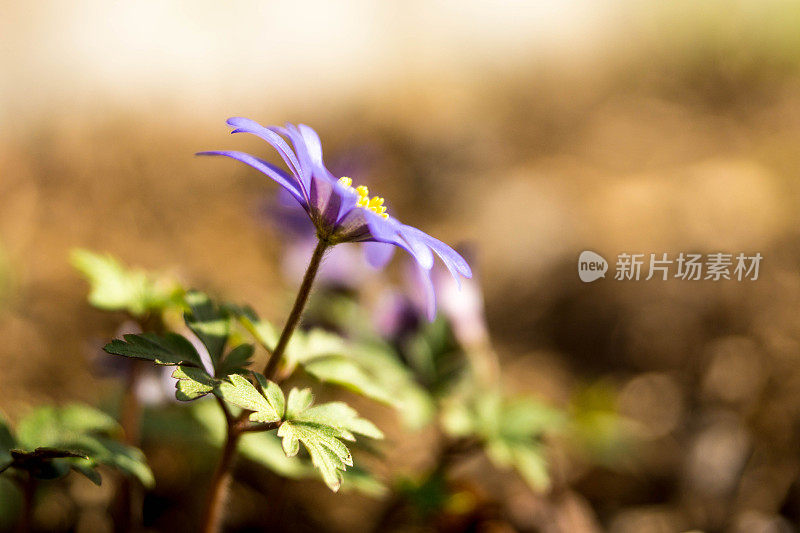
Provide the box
[201,410,280,533]
[201,241,326,531]
[201,426,241,533]
[263,239,328,380]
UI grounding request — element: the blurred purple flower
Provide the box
[431,253,499,381]
[433,257,489,350]
[372,289,423,342]
[375,250,490,352]
[134,367,178,406]
[198,118,471,318]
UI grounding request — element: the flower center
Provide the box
[338,177,389,219]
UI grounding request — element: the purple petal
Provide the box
[397,225,435,270]
[334,185,360,221]
[310,175,341,226]
[274,124,313,191]
[365,211,401,242]
[363,242,395,268]
[298,124,325,172]
[197,150,305,205]
[333,206,371,240]
[412,231,473,281]
[226,118,306,189]
[361,214,430,267]
[413,263,437,321]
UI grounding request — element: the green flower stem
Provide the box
[263,239,329,380]
[201,405,281,533]
[201,242,326,532]
[201,427,241,533]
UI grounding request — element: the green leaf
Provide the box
[439,388,564,494]
[278,388,383,492]
[57,405,119,435]
[273,329,349,374]
[217,374,284,423]
[70,248,182,317]
[229,305,279,351]
[301,356,394,404]
[10,448,87,461]
[104,332,203,367]
[260,379,286,421]
[191,402,386,496]
[277,421,352,491]
[7,447,93,482]
[217,343,254,375]
[498,399,565,441]
[403,316,465,395]
[189,400,228,445]
[15,407,61,450]
[510,445,550,492]
[238,431,311,478]
[70,459,103,486]
[9,449,76,480]
[89,437,155,488]
[238,433,387,496]
[297,333,433,422]
[9,405,153,487]
[184,291,230,368]
[298,402,384,440]
[443,389,563,444]
[340,467,388,497]
[285,388,313,419]
[440,401,475,438]
[348,344,436,428]
[173,366,217,401]
[232,307,428,423]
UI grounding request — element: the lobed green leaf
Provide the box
[7,404,153,487]
[104,333,203,367]
[217,343,254,375]
[173,366,217,401]
[217,374,284,423]
[70,248,182,317]
[277,388,383,492]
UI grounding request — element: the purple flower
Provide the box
[260,188,380,288]
[198,118,472,318]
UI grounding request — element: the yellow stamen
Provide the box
[339,177,390,219]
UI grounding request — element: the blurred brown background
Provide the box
[3,1,800,531]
